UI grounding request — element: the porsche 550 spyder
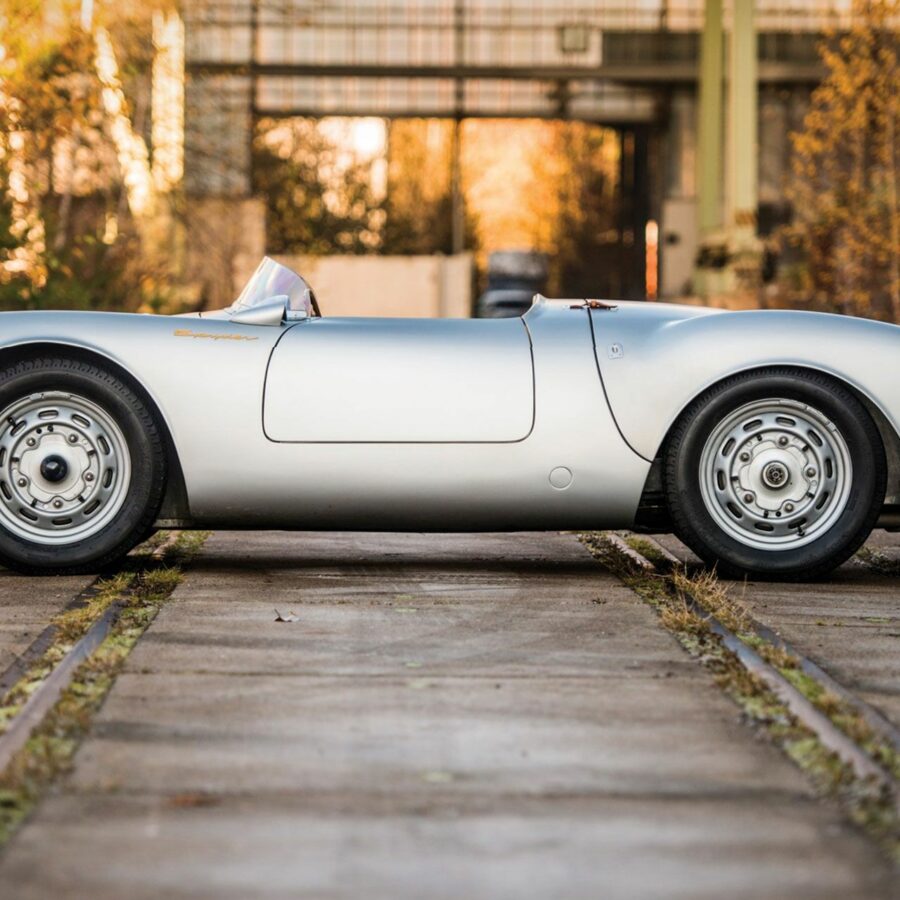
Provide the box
[0,257,897,578]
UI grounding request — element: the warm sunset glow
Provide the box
[151,11,185,193]
[95,28,153,216]
[349,118,387,159]
[0,104,47,286]
[462,120,551,256]
[461,119,620,278]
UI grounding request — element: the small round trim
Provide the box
[549,466,574,490]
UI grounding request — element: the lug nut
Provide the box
[16,477,26,487]
[26,437,36,447]
[52,498,63,509]
[777,436,789,447]
[784,502,795,513]
[85,472,94,482]
[805,467,816,478]
[68,434,78,444]
[743,493,754,503]
[739,452,750,462]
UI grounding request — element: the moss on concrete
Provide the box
[856,546,900,577]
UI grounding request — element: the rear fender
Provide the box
[590,307,900,505]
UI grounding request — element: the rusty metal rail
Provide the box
[603,532,899,808]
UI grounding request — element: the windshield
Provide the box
[231,257,321,317]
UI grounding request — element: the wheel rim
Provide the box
[699,398,852,552]
[0,392,131,545]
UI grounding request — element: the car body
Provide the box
[0,258,897,577]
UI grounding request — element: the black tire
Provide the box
[0,356,166,575]
[664,368,886,581]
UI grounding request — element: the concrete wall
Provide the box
[274,254,474,318]
[660,197,698,297]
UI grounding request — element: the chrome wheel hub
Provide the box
[0,392,131,544]
[761,461,789,489]
[699,399,852,551]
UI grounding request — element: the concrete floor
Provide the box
[0,531,894,899]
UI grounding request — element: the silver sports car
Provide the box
[0,257,897,578]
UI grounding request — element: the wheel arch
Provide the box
[636,364,900,530]
[0,340,191,524]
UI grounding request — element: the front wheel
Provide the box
[664,369,886,580]
[0,356,167,574]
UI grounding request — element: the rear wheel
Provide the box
[0,356,166,574]
[664,369,886,580]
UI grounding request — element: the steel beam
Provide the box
[696,0,723,236]
[251,108,658,124]
[728,0,758,242]
[185,60,823,85]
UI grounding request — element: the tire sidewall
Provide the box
[0,360,164,571]
[667,370,885,578]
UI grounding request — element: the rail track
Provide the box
[0,533,181,773]
[593,530,900,850]
[0,531,206,846]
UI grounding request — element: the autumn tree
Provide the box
[0,1,97,296]
[253,117,386,256]
[0,1,178,311]
[785,0,900,321]
[541,123,620,298]
[462,119,620,296]
[382,119,478,255]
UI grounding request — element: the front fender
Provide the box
[0,310,284,518]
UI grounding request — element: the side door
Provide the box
[263,317,535,443]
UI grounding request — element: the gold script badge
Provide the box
[173,329,259,342]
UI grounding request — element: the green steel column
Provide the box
[697,0,724,236]
[729,0,758,242]
[451,0,466,255]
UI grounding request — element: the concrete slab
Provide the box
[0,531,893,898]
[124,595,691,677]
[69,672,803,798]
[2,792,886,900]
[652,530,900,726]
